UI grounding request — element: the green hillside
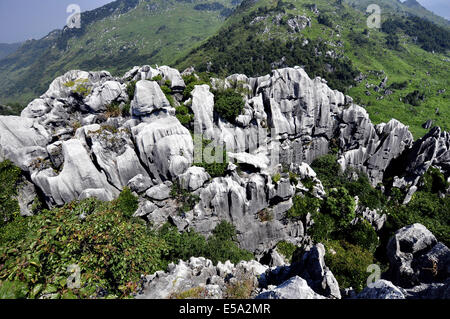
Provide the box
[0,0,241,106]
[0,43,22,60]
[177,0,450,138]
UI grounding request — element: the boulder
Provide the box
[256,276,326,299]
[146,183,172,201]
[387,224,441,287]
[132,116,193,181]
[356,280,405,299]
[0,116,51,170]
[131,80,172,117]
[177,166,210,191]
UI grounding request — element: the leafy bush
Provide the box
[285,194,321,220]
[0,198,168,298]
[0,280,28,299]
[345,173,386,210]
[276,241,297,263]
[310,212,336,243]
[113,187,139,218]
[311,154,344,189]
[403,90,425,106]
[170,183,200,215]
[213,88,245,123]
[324,240,376,292]
[105,101,122,118]
[193,136,228,178]
[321,187,356,230]
[175,104,194,127]
[272,173,281,184]
[421,167,448,194]
[159,221,253,265]
[345,220,379,254]
[182,74,209,100]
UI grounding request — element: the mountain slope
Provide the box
[177,0,450,138]
[0,0,241,106]
[0,43,22,60]
[345,0,450,28]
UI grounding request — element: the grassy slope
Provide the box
[177,0,449,138]
[0,0,238,106]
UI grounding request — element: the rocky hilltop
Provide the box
[0,64,448,299]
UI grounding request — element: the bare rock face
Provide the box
[131,80,172,117]
[257,276,325,299]
[158,65,186,92]
[136,257,267,299]
[31,139,119,206]
[85,81,127,113]
[387,224,449,288]
[0,116,51,170]
[132,115,193,181]
[177,166,210,191]
[356,280,406,299]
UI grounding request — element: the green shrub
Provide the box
[276,241,297,263]
[0,198,168,298]
[324,240,376,292]
[182,74,210,100]
[159,221,253,265]
[0,280,28,299]
[126,81,137,100]
[310,212,336,243]
[272,173,281,184]
[345,220,379,253]
[420,167,448,194]
[161,84,176,107]
[213,88,245,123]
[170,183,200,215]
[151,75,163,82]
[311,154,344,189]
[345,173,386,210]
[105,101,121,118]
[194,136,228,178]
[286,194,321,220]
[122,101,131,117]
[322,187,356,229]
[113,187,139,218]
[175,104,194,127]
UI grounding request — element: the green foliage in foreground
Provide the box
[0,165,253,299]
[324,240,376,292]
[0,196,168,299]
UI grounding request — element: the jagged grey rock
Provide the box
[131,80,172,117]
[146,183,172,201]
[256,276,326,299]
[31,139,119,206]
[386,223,448,288]
[355,280,406,299]
[177,166,210,191]
[0,116,51,170]
[132,115,194,181]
